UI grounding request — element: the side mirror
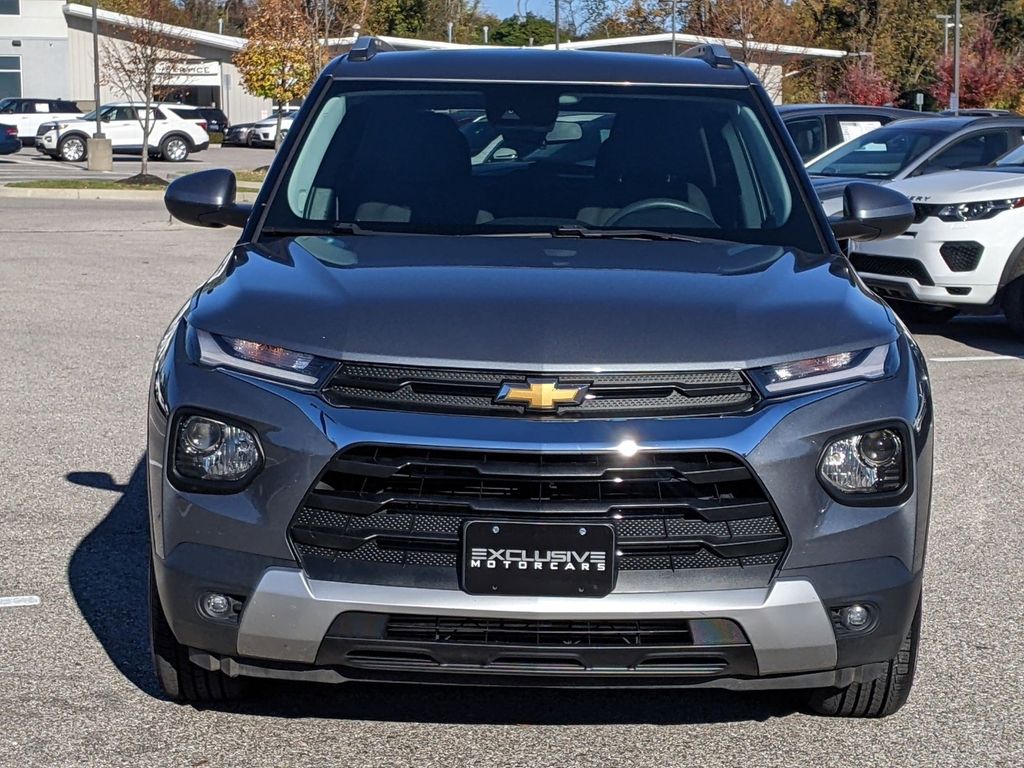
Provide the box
[828,182,914,242]
[165,168,252,228]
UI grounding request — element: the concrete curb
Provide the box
[0,185,259,203]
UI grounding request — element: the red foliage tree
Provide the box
[833,59,899,106]
[933,22,1023,109]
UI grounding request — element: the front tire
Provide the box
[159,135,190,163]
[149,562,243,702]
[1002,275,1024,337]
[58,135,87,162]
[808,598,921,718]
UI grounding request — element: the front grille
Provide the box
[321,363,758,418]
[288,446,787,587]
[939,241,983,272]
[850,253,934,286]
[388,616,696,646]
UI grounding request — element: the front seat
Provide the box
[344,110,477,227]
[577,110,715,227]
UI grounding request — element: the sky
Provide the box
[486,0,554,24]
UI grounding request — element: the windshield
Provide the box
[995,143,1024,167]
[806,124,956,179]
[264,81,823,253]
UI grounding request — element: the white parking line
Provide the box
[929,355,1021,363]
[0,595,41,608]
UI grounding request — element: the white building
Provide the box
[1,0,845,121]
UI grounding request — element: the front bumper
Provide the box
[851,211,1024,306]
[149,324,932,687]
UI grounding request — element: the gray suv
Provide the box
[152,38,931,717]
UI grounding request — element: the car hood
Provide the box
[887,168,1024,203]
[189,235,896,371]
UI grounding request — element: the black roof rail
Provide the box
[347,35,396,62]
[682,43,735,69]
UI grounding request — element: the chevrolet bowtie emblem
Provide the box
[495,378,590,411]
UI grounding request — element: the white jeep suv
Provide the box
[849,143,1024,334]
[36,102,210,163]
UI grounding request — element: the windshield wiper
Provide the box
[260,222,371,237]
[550,225,704,243]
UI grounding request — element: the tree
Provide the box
[933,19,1024,109]
[832,57,899,105]
[234,0,326,148]
[101,0,194,179]
[491,12,566,45]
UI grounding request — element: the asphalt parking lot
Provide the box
[0,197,1022,768]
[0,142,275,183]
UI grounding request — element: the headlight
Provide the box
[196,328,334,385]
[936,198,1024,222]
[819,427,905,496]
[750,344,894,395]
[173,414,261,486]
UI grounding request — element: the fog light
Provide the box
[174,414,261,485]
[819,428,904,496]
[840,604,871,630]
[199,592,233,620]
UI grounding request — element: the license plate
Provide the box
[462,521,616,597]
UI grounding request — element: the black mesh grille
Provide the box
[939,241,984,272]
[850,253,935,286]
[321,364,758,418]
[288,446,787,582]
[382,616,696,646]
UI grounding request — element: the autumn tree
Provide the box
[234,0,326,148]
[933,19,1024,109]
[833,58,899,105]
[102,0,194,179]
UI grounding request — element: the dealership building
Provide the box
[2,0,845,123]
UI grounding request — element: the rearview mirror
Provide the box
[165,168,252,228]
[828,182,914,242]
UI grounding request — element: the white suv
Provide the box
[0,98,83,145]
[849,144,1024,334]
[36,102,210,163]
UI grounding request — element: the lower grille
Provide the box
[850,253,934,286]
[288,445,787,588]
[939,241,983,272]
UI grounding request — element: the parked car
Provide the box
[224,108,298,147]
[36,102,210,163]
[153,39,931,718]
[779,104,934,162]
[0,123,19,154]
[807,115,1024,214]
[251,113,295,147]
[0,97,82,146]
[162,105,230,136]
[849,142,1024,331]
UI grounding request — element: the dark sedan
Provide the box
[0,123,19,154]
[223,122,256,146]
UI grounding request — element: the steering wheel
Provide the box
[604,198,716,228]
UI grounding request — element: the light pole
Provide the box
[671,0,677,56]
[935,14,952,57]
[951,0,961,114]
[87,0,112,171]
[554,0,559,50]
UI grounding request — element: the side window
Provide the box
[34,102,49,113]
[921,130,1011,173]
[785,117,825,161]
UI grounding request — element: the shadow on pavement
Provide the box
[65,457,802,724]
[907,313,1024,358]
[67,458,161,697]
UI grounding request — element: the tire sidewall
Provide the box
[59,135,86,162]
[161,135,190,163]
